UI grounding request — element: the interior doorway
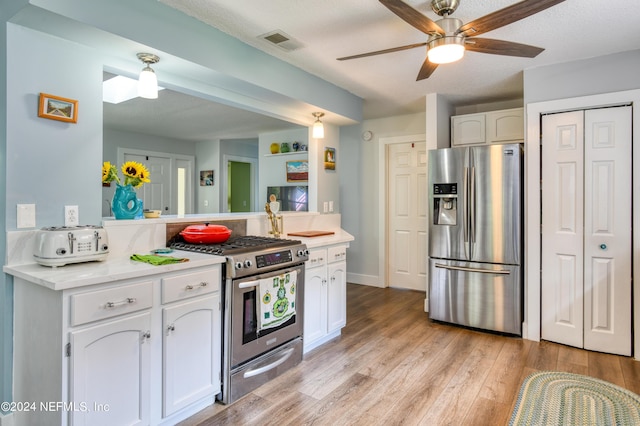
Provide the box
[222,155,257,213]
[541,106,632,356]
[116,147,194,215]
[228,161,251,212]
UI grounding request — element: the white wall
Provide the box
[340,112,426,286]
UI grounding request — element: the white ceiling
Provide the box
[106,0,640,140]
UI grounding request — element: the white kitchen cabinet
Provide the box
[162,294,220,417]
[70,312,152,426]
[451,107,523,146]
[303,244,347,353]
[451,113,486,146]
[11,264,221,426]
[486,108,524,143]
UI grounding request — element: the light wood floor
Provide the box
[179,283,640,426]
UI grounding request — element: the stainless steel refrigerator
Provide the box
[428,144,523,335]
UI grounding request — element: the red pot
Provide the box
[179,223,232,244]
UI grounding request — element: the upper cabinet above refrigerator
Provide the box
[451,107,524,147]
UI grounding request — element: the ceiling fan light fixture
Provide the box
[427,36,465,64]
[137,53,160,99]
[312,112,325,139]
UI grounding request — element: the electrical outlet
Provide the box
[323,202,328,213]
[204,200,209,207]
[65,205,79,226]
[329,201,334,212]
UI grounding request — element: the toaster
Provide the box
[33,225,109,267]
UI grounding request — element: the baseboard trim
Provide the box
[346,273,384,287]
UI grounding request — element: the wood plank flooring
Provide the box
[179,283,640,426]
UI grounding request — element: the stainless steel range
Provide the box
[171,235,309,404]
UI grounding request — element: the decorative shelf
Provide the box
[264,151,308,157]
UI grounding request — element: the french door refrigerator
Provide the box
[428,144,523,335]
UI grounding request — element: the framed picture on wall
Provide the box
[286,160,308,182]
[324,147,336,170]
[200,170,214,186]
[38,93,78,123]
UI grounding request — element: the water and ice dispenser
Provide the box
[433,183,457,225]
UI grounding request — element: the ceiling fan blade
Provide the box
[465,38,544,57]
[379,0,444,35]
[417,58,438,81]
[457,0,566,37]
[337,42,427,61]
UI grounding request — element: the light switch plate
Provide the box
[17,204,36,228]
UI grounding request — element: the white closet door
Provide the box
[387,141,427,291]
[583,106,632,355]
[541,106,632,356]
[541,111,585,348]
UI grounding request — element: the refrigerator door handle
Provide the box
[469,166,476,244]
[434,263,511,275]
[463,167,469,244]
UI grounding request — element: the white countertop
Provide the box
[287,229,355,249]
[3,251,225,291]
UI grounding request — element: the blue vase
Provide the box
[112,184,143,219]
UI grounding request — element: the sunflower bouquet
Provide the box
[102,161,151,188]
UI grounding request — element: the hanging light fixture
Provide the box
[137,53,160,99]
[426,17,465,65]
[427,36,465,64]
[312,112,325,139]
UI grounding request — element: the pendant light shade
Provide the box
[137,53,160,99]
[312,112,325,139]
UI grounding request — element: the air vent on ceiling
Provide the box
[259,30,304,52]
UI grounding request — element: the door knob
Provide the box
[599,244,607,250]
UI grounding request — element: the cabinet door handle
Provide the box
[186,281,208,290]
[141,331,151,341]
[105,297,136,308]
[167,324,175,333]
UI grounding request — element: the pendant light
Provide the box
[312,112,325,139]
[137,53,160,99]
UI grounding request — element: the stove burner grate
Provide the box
[170,235,301,256]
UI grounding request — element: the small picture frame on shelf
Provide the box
[38,93,78,123]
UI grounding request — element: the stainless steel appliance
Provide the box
[171,235,309,404]
[33,225,109,267]
[428,144,523,335]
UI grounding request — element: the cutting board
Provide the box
[288,230,335,238]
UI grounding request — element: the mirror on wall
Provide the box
[102,72,307,216]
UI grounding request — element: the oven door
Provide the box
[230,263,305,368]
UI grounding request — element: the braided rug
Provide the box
[509,371,640,425]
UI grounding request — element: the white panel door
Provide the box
[541,111,585,348]
[541,106,632,356]
[583,107,632,355]
[125,153,172,214]
[388,142,427,291]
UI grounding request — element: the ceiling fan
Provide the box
[337,0,566,80]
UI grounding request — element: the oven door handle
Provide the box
[238,280,260,289]
[243,347,295,378]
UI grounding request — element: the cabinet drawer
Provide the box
[327,245,347,263]
[306,248,327,268]
[162,268,220,304]
[71,281,153,326]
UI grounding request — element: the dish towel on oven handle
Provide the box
[258,270,297,332]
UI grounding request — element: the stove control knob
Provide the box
[244,260,253,268]
[235,261,243,269]
[297,249,309,257]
